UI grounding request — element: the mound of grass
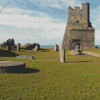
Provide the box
[0,48,100,99]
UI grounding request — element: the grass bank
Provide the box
[0,47,100,100]
[84,48,100,54]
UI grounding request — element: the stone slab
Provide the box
[70,49,82,55]
[16,56,34,59]
[0,61,25,73]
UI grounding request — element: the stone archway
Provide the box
[70,42,82,55]
[75,43,80,50]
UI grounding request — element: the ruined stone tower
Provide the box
[62,3,95,50]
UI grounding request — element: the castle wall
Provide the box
[62,29,70,49]
[62,3,95,50]
[67,3,90,28]
[69,29,94,50]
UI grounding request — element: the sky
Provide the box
[0,0,99,45]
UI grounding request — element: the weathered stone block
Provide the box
[59,45,65,63]
[17,43,20,51]
[0,61,25,73]
[25,43,40,50]
[54,44,59,51]
[32,45,38,51]
[16,56,34,59]
[70,49,82,55]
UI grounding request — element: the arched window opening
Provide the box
[75,43,80,50]
[76,21,79,26]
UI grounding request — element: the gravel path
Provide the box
[83,51,100,57]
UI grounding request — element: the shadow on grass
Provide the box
[38,48,50,52]
[21,47,30,50]
[21,47,50,52]
[7,68,40,74]
[0,49,19,57]
[81,54,86,55]
[81,53,86,55]
[70,53,86,56]
[66,60,93,63]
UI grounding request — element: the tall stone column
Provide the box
[54,44,59,51]
[59,45,65,63]
[17,43,20,51]
[32,44,38,51]
[8,43,11,53]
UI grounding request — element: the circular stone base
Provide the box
[0,61,25,73]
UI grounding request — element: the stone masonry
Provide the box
[17,43,20,51]
[59,45,65,63]
[62,3,95,50]
[54,44,59,51]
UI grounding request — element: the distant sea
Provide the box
[20,45,100,48]
[40,45,100,48]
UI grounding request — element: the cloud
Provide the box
[29,0,82,9]
[0,0,84,45]
[0,7,54,28]
[95,30,100,45]
[0,7,66,44]
[89,6,100,45]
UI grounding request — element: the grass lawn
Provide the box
[84,48,100,54]
[0,47,100,100]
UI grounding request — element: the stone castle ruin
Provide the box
[62,3,95,50]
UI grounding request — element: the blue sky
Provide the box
[0,0,99,45]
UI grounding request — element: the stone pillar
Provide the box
[8,44,11,53]
[17,43,20,51]
[38,44,40,49]
[59,45,65,63]
[54,44,59,51]
[33,45,38,51]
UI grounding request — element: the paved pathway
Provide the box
[83,51,100,57]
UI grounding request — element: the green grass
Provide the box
[84,48,100,54]
[0,47,100,100]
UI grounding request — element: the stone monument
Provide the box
[25,43,40,50]
[62,3,95,50]
[17,43,20,51]
[59,45,65,63]
[8,44,11,53]
[54,44,59,51]
[32,45,38,51]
